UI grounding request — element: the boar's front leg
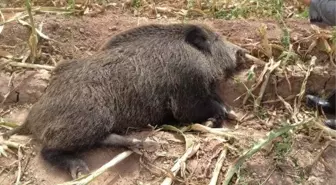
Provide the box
[170,96,228,128]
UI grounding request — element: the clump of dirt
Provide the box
[0,7,335,185]
[0,70,50,105]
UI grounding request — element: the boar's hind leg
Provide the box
[100,134,159,152]
[41,147,89,179]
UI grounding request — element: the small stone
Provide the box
[79,28,84,33]
[109,26,117,31]
[308,176,319,183]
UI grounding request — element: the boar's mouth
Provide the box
[235,48,249,71]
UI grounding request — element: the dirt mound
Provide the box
[220,64,336,108]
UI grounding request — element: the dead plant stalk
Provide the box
[209,145,228,185]
[254,58,281,112]
[160,142,200,185]
[292,56,316,121]
[243,60,270,105]
[15,147,23,185]
[1,59,55,70]
[58,150,134,185]
[25,0,39,63]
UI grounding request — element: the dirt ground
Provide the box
[0,5,336,185]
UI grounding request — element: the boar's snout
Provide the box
[235,48,248,68]
[223,40,248,68]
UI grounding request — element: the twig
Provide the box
[25,0,39,63]
[0,121,20,128]
[0,12,28,26]
[0,9,4,34]
[209,145,228,185]
[305,141,331,175]
[329,54,336,67]
[160,142,200,185]
[262,95,295,104]
[0,5,80,26]
[284,69,292,92]
[243,61,270,105]
[0,7,62,13]
[0,141,21,149]
[200,143,224,178]
[2,60,55,70]
[297,56,316,107]
[188,123,236,139]
[274,79,294,114]
[0,8,27,12]
[18,19,60,43]
[58,150,134,185]
[139,156,172,177]
[15,146,23,185]
[293,56,316,120]
[245,53,266,66]
[254,58,281,112]
[260,167,276,185]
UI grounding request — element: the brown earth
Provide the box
[0,7,335,185]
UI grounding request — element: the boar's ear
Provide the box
[185,25,211,53]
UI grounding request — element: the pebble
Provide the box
[109,26,117,31]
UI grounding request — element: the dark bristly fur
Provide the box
[4,23,246,179]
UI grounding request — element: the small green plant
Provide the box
[187,0,195,10]
[255,107,269,120]
[298,8,309,18]
[132,0,141,8]
[213,0,307,20]
[67,0,75,10]
[214,6,248,20]
[231,7,248,19]
[281,28,290,49]
[332,27,336,44]
[214,10,228,19]
[274,132,293,161]
[273,0,284,20]
[181,14,190,24]
[246,68,256,81]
